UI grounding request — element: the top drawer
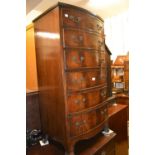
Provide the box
[61,7,104,35]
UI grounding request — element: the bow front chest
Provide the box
[34,2,112,155]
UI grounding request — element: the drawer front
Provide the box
[62,7,104,34]
[67,87,108,113]
[101,66,107,81]
[96,106,108,125]
[63,29,104,50]
[68,105,108,137]
[66,70,106,91]
[65,49,103,69]
[69,111,97,137]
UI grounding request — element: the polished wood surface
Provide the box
[66,70,106,91]
[67,87,107,113]
[63,29,104,49]
[115,94,129,105]
[34,6,67,144]
[65,49,101,69]
[27,132,116,155]
[62,7,104,35]
[26,24,38,90]
[34,2,112,154]
[108,103,128,154]
[108,103,127,118]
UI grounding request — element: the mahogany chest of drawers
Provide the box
[34,2,112,155]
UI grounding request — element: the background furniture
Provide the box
[111,55,129,95]
[27,132,116,155]
[26,24,38,90]
[33,2,112,154]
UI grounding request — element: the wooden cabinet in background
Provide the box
[124,60,129,92]
[26,24,38,90]
[34,2,112,155]
[111,55,129,94]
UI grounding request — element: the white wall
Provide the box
[104,10,129,61]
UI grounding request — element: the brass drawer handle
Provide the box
[71,56,81,64]
[69,15,81,23]
[64,13,81,23]
[98,40,104,48]
[100,111,105,115]
[82,98,86,102]
[101,151,106,155]
[72,56,77,62]
[83,120,86,124]
[75,122,80,127]
[79,36,83,41]
[74,99,80,104]
[71,77,85,84]
[101,91,105,97]
[72,35,83,44]
[80,77,85,82]
[75,120,86,127]
[97,24,103,31]
[80,56,84,62]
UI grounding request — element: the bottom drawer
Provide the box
[68,104,108,137]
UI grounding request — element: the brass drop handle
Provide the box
[97,24,102,31]
[68,15,81,23]
[79,36,83,41]
[101,92,104,96]
[75,120,86,127]
[71,56,81,64]
[80,77,85,82]
[98,40,101,44]
[72,35,83,44]
[72,77,85,84]
[82,98,86,103]
[100,111,105,115]
[75,122,80,127]
[80,56,84,62]
[101,91,105,97]
[74,16,81,23]
[83,120,86,124]
[101,151,106,155]
[64,13,81,23]
[74,99,80,104]
[98,40,103,47]
[72,56,78,63]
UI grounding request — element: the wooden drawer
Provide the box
[68,105,108,137]
[65,49,105,69]
[96,106,108,125]
[62,7,104,34]
[63,29,105,50]
[66,70,107,91]
[67,87,108,113]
